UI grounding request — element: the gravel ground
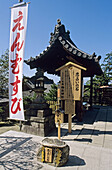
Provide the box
[0,122,20,135]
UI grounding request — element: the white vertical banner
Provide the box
[9,3,28,120]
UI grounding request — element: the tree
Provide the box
[44,83,57,101]
[92,52,112,87]
[0,49,9,95]
[101,52,112,85]
[84,52,112,99]
[91,73,108,91]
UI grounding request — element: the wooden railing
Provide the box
[47,101,58,113]
[83,86,112,106]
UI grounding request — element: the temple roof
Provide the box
[25,19,103,77]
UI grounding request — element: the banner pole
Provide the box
[19,0,23,2]
[9,1,30,9]
[19,120,22,131]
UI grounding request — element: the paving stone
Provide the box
[83,124,94,129]
[88,142,103,147]
[100,150,112,167]
[95,122,106,128]
[0,136,43,169]
[0,106,112,169]
[62,135,76,140]
[73,125,84,130]
[105,125,112,131]
[91,136,104,146]
[104,134,112,141]
[103,140,112,149]
[61,123,68,129]
[69,146,85,157]
[80,157,99,170]
[83,147,101,158]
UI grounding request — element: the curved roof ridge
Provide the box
[66,40,91,57]
[58,36,94,60]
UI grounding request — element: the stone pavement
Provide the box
[0,106,112,170]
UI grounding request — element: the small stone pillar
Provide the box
[37,138,70,167]
[22,68,56,136]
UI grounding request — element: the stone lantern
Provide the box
[35,77,44,88]
[22,68,56,136]
[33,76,47,105]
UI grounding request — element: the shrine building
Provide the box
[25,19,103,121]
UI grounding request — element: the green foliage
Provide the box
[84,74,109,99]
[0,106,4,121]
[0,107,4,114]
[84,52,112,99]
[23,96,32,105]
[32,92,37,101]
[0,49,9,95]
[86,52,112,85]
[92,52,112,87]
[23,93,36,106]
[44,83,57,101]
[94,74,109,87]
[101,52,112,84]
[102,52,112,72]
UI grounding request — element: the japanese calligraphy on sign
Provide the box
[56,62,86,115]
[45,147,52,163]
[9,3,28,120]
[60,64,82,100]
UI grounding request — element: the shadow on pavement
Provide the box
[0,136,32,158]
[0,122,15,127]
[0,136,42,169]
[64,155,86,167]
[74,138,92,143]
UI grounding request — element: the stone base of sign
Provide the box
[22,108,56,137]
[37,138,70,167]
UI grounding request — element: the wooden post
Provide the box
[19,121,22,131]
[58,122,61,139]
[55,110,64,140]
[90,76,93,108]
[68,114,72,133]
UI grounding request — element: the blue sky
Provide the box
[0,0,112,83]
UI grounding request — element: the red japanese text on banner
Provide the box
[9,4,28,120]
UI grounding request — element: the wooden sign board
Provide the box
[45,147,52,163]
[65,100,75,115]
[56,62,86,115]
[55,111,64,123]
[56,62,86,101]
[60,65,81,101]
